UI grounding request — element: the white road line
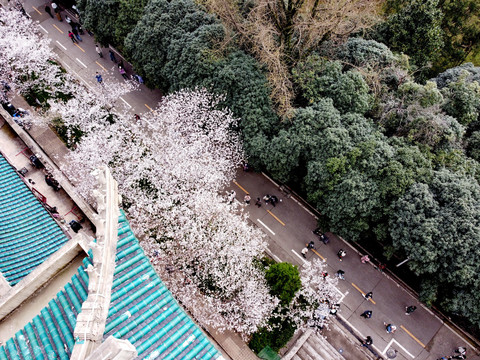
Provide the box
[55,41,66,50]
[76,58,88,68]
[119,96,132,108]
[257,219,275,235]
[337,314,386,358]
[38,25,48,33]
[272,254,281,263]
[291,249,308,264]
[333,286,347,303]
[382,339,415,359]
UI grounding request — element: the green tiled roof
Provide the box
[0,154,69,285]
[0,210,223,359]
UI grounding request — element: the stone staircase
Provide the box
[283,329,346,360]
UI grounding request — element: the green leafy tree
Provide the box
[441,74,480,125]
[265,263,301,306]
[76,0,120,46]
[433,0,480,72]
[293,56,372,114]
[114,0,148,46]
[374,0,444,71]
[389,170,480,325]
[124,0,219,89]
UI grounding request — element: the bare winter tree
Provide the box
[199,0,382,114]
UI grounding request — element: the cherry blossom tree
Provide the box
[59,88,279,335]
[0,7,71,102]
[287,259,342,331]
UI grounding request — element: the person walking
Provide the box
[405,305,417,315]
[361,254,370,263]
[68,31,78,43]
[364,291,373,300]
[95,45,103,58]
[301,247,308,258]
[228,190,236,204]
[360,310,373,319]
[118,65,128,80]
[109,50,117,63]
[51,2,62,21]
[71,27,82,42]
[335,269,345,280]
[134,114,141,121]
[361,336,373,347]
[95,72,103,84]
[255,197,262,207]
[244,194,251,205]
[337,249,346,261]
[307,240,315,249]
[384,322,397,333]
[44,5,54,18]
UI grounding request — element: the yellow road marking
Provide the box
[74,43,85,52]
[233,181,249,194]
[52,24,63,34]
[32,6,42,15]
[400,325,426,347]
[145,104,154,112]
[267,210,285,226]
[351,283,376,304]
[311,248,325,260]
[95,61,107,72]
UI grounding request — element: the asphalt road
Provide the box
[11,1,480,359]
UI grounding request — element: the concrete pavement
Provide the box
[231,169,480,360]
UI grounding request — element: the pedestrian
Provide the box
[109,50,117,63]
[337,249,346,261]
[95,45,103,58]
[455,347,466,356]
[255,197,262,207]
[405,305,417,315]
[95,72,103,84]
[263,194,271,204]
[134,114,140,121]
[361,254,370,263]
[270,195,278,207]
[384,322,397,333]
[329,303,339,315]
[51,2,62,21]
[307,240,315,249]
[321,271,328,279]
[244,194,251,205]
[118,65,128,80]
[65,15,72,25]
[313,227,322,235]
[364,291,373,300]
[301,247,308,258]
[68,31,77,43]
[45,5,54,18]
[335,269,345,280]
[71,27,82,42]
[361,310,373,319]
[228,190,236,204]
[133,74,144,84]
[361,336,373,347]
[320,233,329,244]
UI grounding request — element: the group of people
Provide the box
[437,347,467,360]
[262,194,279,206]
[45,173,61,191]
